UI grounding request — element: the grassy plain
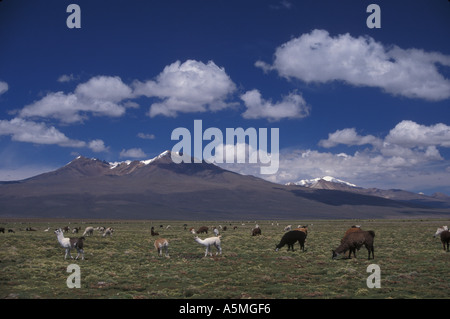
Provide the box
[0,218,449,299]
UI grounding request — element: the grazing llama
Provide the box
[275,230,306,252]
[151,226,159,236]
[194,235,222,257]
[332,230,375,260]
[54,228,85,260]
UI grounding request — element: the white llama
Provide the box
[54,228,85,260]
[194,235,222,257]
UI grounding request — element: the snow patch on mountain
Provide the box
[109,150,172,169]
[287,176,357,188]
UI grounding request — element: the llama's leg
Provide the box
[215,243,222,255]
[299,240,304,252]
[75,248,84,260]
[65,248,73,259]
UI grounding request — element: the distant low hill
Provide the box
[0,151,449,220]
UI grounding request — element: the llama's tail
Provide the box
[367,230,375,238]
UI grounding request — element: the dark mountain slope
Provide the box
[0,151,449,220]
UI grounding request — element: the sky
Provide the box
[0,0,449,195]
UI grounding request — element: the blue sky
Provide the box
[0,0,449,194]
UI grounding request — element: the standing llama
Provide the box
[434,226,450,252]
[154,238,169,257]
[54,228,85,260]
[194,235,222,257]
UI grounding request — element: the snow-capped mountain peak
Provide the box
[287,176,357,188]
[109,150,172,169]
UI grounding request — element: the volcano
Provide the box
[0,151,449,220]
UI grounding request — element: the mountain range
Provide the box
[287,176,450,209]
[0,151,449,220]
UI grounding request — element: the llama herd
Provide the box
[38,222,450,260]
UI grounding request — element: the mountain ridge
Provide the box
[286,176,450,209]
[0,152,449,220]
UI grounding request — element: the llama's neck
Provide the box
[56,233,64,242]
[56,232,68,245]
[335,242,349,254]
[195,237,206,245]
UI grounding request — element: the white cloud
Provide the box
[0,118,85,148]
[137,133,155,140]
[0,81,8,95]
[319,128,382,148]
[19,76,133,123]
[57,74,77,83]
[88,139,108,152]
[257,29,450,101]
[133,60,237,117]
[0,118,111,153]
[75,76,133,102]
[119,148,146,158]
[385,120,450,148]
[241,89,310,121]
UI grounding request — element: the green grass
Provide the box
[0,219,449,299]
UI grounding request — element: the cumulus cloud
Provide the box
[241,89,310,121]
[0,118,85,147]
[119,148,147,158]
[320,120,450,151]
[0,81,8,95]
[88,139,109,152]
[75,76,133,102]
[133,60,237,117]
[257,29,450,101]
[385,120,450,148]
[0,118,111,153]
[319,128,382,148]
[19,76,133,123]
